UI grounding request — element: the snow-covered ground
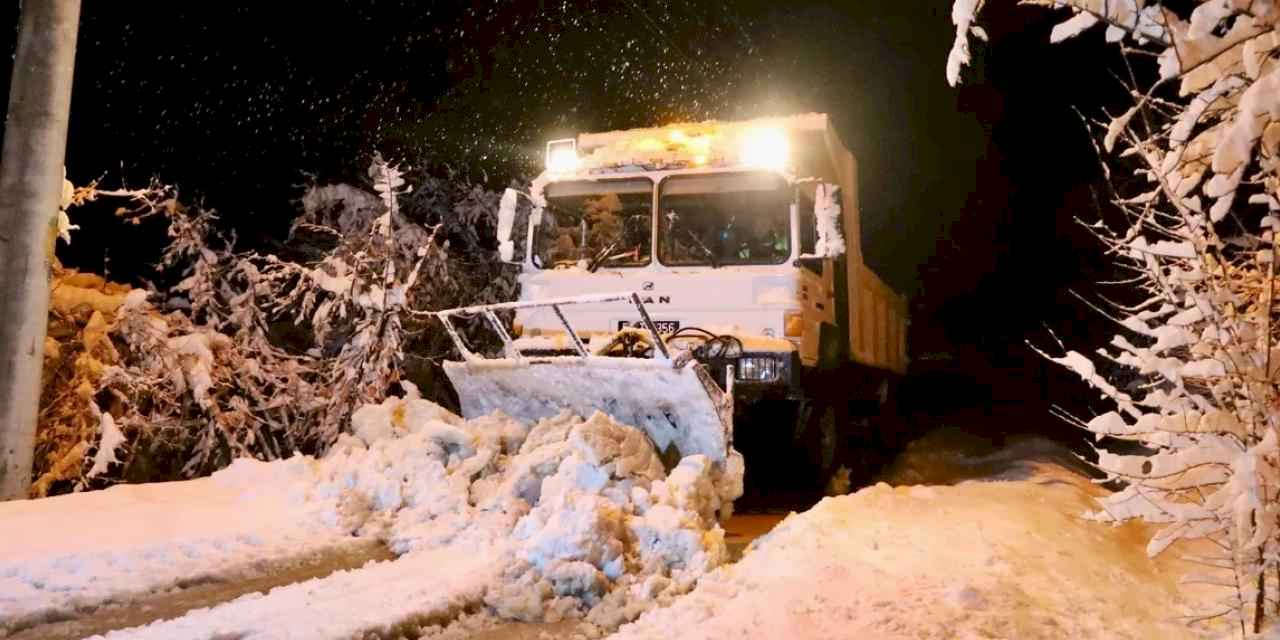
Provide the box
[5,403,1237,639]
[606,430,1210,640]
[92,546,503,640]
[1,391,739,639]
[0,469,363,635]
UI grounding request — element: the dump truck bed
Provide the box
[792,115,909,374]
[851,262,908,374]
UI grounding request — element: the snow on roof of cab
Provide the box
[576,112,829,151]
[568,113,830,174]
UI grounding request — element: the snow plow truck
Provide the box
[434,113,908,493]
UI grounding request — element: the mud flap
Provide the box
[443,356,734,465]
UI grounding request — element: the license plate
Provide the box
[618,319,680,335]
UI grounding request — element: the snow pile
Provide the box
[608,441,1206,640]
[444,356,741,507]
[337,393,734,627]
[878,428,1100,487]
[209,390,736,623]
[486,446,730,628]
[4,392,738,638]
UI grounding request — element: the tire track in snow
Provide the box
[5,541,394,640]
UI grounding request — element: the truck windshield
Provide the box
[658,172,791,267]
[534,179,653,269]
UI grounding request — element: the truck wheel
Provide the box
[800,400,845,488]
[872,377,904,450]
[738,399,798,495]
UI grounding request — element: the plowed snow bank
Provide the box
[609,434,1204,640]
[3,392,741,638]
[880,428,1101,487]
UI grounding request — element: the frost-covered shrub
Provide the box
[951,1,1280,634]
[34,156,519,495]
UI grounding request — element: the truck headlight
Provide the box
[736,356,780,382]
[546,138,579,173]
[740,127,789,170]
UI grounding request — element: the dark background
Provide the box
[2,1,1137,444]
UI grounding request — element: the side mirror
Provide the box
[497,188,518,262]
[796,182,846,261]
[814,183,846,258]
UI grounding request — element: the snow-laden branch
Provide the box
[34,155,522,495]
[951,0,1280,633]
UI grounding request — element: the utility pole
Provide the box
[0,0,82,500]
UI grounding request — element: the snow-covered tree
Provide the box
[33,157,519,495]
[951,1,1280,633]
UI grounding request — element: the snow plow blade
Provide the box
[434,293,734,465]
[444,357,732,463]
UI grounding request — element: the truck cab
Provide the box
[492,113,908,487]
[521,170,824,379]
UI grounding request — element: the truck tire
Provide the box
[737,398,800,495]
[874,377,902,449]
[798,398,847,489]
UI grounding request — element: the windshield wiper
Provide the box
[685,230,720,269]
[587,242,619,272]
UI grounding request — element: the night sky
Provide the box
[3,1,1135,430]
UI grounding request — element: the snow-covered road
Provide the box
[2,407,1229,639]
[1,393,741,639]
[6,513,786,640]
[93,546,504,640]
[613,480,1195,639]
[0,473,367,635]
